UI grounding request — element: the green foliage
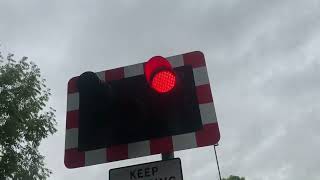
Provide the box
[0,52,57,180]
[222,175,246,180]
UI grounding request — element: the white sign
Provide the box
[109,158,183,180]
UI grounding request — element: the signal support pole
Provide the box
[161,152,174,160]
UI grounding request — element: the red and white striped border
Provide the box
[64,51,220,168]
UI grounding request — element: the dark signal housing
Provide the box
[77,56,202,151]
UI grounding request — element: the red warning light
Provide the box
[145,56,176,93]
[151,70,176,93]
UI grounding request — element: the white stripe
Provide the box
[85,148,107,166]
[167,55,184,68]
[173,132,197,151]
[96,71,105,81]
[124,63,144,77]
[193,66,210,86]
[67,93,79,111]
[128,141,151,158]
[199,103,217,124]
[65,128,78,149]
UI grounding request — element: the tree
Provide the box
[222,175,246,180]
[0,51,57,180]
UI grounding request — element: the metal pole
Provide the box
[161,152,174,160]
[214,145,222,180]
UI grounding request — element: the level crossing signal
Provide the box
[64,51,220,168]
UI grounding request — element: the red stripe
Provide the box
[68,77,78,93]
[106,144,128,162]
[196,123,220,147]
[64,148,85,168]
[105,67,124,81]
[150,136,173,155]
[183,51,206,68]
[196,84,213,104]
[66,110,79,129]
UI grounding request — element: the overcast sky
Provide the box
[1,0,320,180]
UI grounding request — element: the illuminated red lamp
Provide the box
[144,56,176,93]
